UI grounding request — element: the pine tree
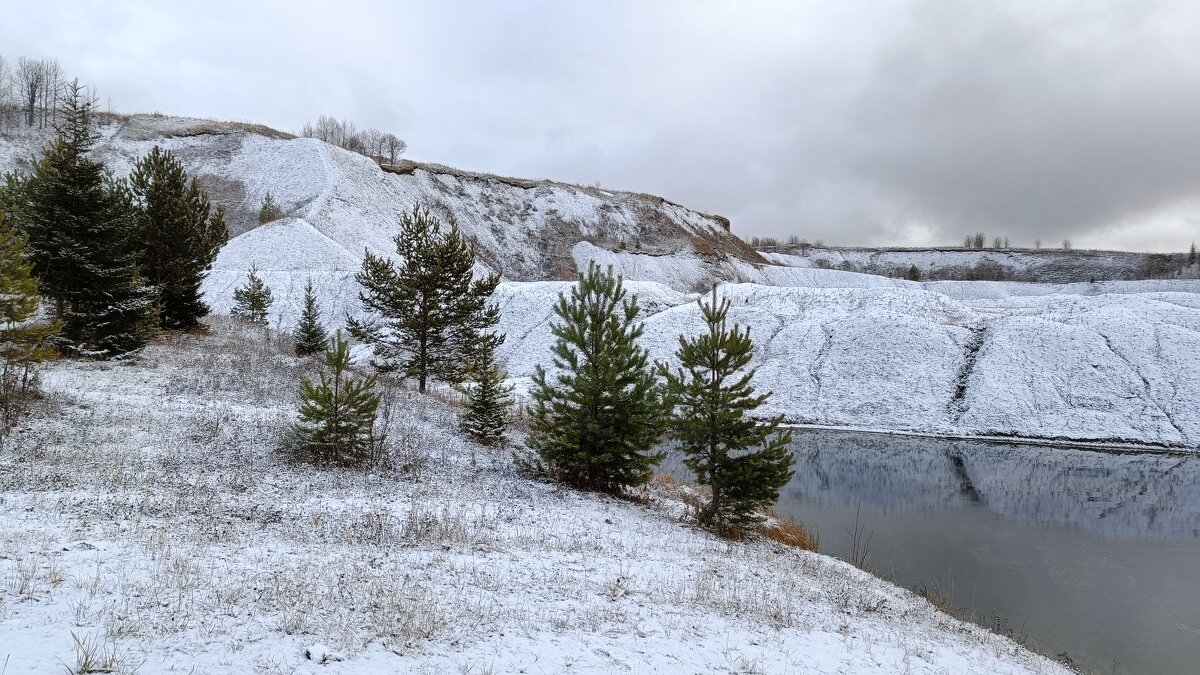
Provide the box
[348,205,500,392]
[6,80,156,358]
[293,279,329,356]
[460,335,512,445]
[231,265,273,325]
[526,263,670,494]
[906,264,921,281]
[0,208,58,435]
[1189,243,1196,267]
[258,191,282,223]
[129,146,228,330]
[662,287,794,530]
[291,332,381,467]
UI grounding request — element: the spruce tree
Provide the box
[662,287,795,530]
[526,263,669,494]
[293,279,329,356]
[906,264,921,281]
[129,146,228,330]
[258,191,282,224]
[1189,243,1196,267]
[348,205,500,392]
[231,265,273,325]
[7,80,156,357]
[291,332,381,467]
[460,335,512,445]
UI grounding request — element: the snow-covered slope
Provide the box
[1,114,758,289]
[492,280,1200,449]
[0,319,1068,675]
[3,114,1199,449]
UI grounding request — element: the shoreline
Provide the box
[777,421,1199,456]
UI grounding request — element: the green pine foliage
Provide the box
[460,335,513,445]
[348,205,500,392]
[293,279,329,356]
[662,287,795,530]
[5,80,156,358]
[0,208,58,434]
[129,146,229,330]
[231,265,273,326]
[906,264,921,281]
[258,191,282,224]
[291,332,381,467]
[526,263,669,494]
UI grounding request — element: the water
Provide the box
[667,430,1200,674]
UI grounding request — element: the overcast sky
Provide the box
[4,0,1198,250]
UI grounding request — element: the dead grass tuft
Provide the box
[759,510,819,552]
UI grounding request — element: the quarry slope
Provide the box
[2,115,1198,449]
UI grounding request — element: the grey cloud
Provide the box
[1,0,1197,250]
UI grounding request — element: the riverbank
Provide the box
[0,319,1068,674]
[777,422,1199,456]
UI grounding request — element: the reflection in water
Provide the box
[664,430,1200,675]
[783,431,1200,539]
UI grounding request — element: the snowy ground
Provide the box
[0,319,1067,674]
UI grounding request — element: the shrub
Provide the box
[258,191,282,224]
[290,332,381,467]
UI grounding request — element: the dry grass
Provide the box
[759,510,820,552]
[912,583,956,615]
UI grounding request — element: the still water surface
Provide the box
[669,430,1200,674]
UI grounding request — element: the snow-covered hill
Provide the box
[2,114,1199,450]
[490,279,1200,449]
[760,246,1182,283]
[1,114,758,287]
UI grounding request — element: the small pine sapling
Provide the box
[231,265,273,326]
[293,279,329,356]
[661,286,795,531]
[460,334,512,445]
[258,191,283,223]
[526,263,670,494]
[291,332,381,467]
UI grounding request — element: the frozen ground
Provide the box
[0,319,1067,674]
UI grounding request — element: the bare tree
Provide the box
[382,132,407,164]
[1034,238,1042,250]
[1062,239,1072,252]
[301,115,408,165]
[992,236,1003,249]
[1003,236,1010,248]
[38,59,62,127]
[0,54,11,131]
[15,57,47,127]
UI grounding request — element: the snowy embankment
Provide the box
[201,229,1200,450]
[0,319,1065,674]
[489,278,1200,450]
[5,116,1198,448]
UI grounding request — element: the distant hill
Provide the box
[0,113,762,285]
[756,245,1188,283]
